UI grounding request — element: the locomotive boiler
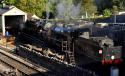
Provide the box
[22,20,122,65]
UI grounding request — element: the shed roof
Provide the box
[27,13,40,20]
[0,7,9,14]
[0,6,27,15]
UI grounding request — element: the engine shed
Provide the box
[0,6,27,36]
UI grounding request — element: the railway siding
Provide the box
[0,46,49,75]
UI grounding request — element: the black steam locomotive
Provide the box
[22,20,122,65]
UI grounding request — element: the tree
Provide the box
[4,0,47,18]
[15,0,46,17]
[112,0,125,10]
[95,0,113,14]
[81,0,97,18]
[5,0,16,5]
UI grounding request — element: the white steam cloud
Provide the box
[46,0,81,20]
[56,0,80,19]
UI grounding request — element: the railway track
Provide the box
[0,45,50,76]
[0,31,99,76]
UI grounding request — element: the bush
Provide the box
[103,9,112,17]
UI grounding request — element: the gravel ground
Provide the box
[0,64,16,76]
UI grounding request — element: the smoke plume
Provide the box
[56,0,80,20]
[46,0,81,20]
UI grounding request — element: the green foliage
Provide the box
[81,0,97,17]
[15,0,46,17]
[5,0,16,5]
[113,0,125,10]
[4,0,57,18]
[103,9,112,17]
[4,0,47,18]
[3,0,125,18]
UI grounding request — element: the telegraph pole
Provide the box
[114,12,117,23]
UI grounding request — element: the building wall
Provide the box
[0,7,27,35]
[0,16,2,32]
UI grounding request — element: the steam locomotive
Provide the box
[21,20,122,65]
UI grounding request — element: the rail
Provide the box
[0,45,49,75]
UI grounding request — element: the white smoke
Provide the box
[56,0,80,20]
[56,2,65,18]
[71,4,80,18]
[45,0,81,20]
